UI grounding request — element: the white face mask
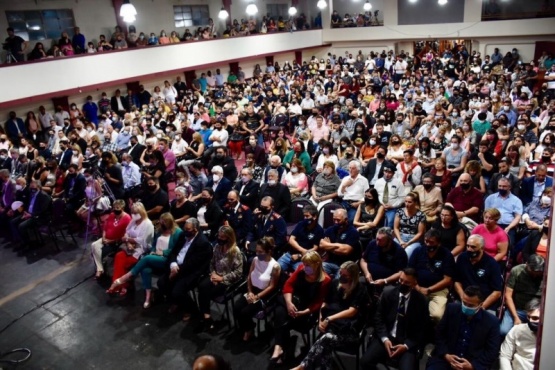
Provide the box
[16,184,22,191]
[290,167,298,174]
[324,169,332,175]
[451,143,459,149]
[517,124,525,131]
[73,151,78,156]
[267,180,276,186]
[132,213,141,221]
[369,139,376,146]
[212,174,220,182]
[541,195,551,205]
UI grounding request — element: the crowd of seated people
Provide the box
[1,44,554,369]
[19,13,315,63]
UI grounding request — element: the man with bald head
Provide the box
[192,354,231,370]
[445,173,484,225]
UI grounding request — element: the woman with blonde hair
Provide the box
[178,132,205,178]
[270,251,332,364]
[194,226,243,330]
[106,202,154,296]
[471,208,509,265]
[291,261,369,370]
[109,212,183,308]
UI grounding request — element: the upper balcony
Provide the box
[0,29,325,107]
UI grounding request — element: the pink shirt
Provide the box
[471,224,508,260]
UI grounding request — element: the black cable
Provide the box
[0,272,93,336]
[0,348,32,364]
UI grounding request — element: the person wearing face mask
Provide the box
[453,234,503,313]
[408,229,455,323]
[258,168,291,216]
[310,161,341,211]
[0,169,16,218]
[278,205,324,274]
[234,237,281,342]
[484,178,523,247]
[115,126,132,152]
[111,212,180,307]
[207,147,238,183]
[360,268,429,370]
[108,201,153,289]
[193,226,243,332]
[246,195,287,254]
[283,141,312,174]
[9,180,52,251]
[195,188,224,241]
[270,251,331,364]
[141,177,169,222]
[61,163,86,217]
[243,134,267,167]
[445,173,484,226]
[528,147,555,176]
[222,189,252,245]
[521,188,552,235]
[120,153,141,200]
[496,99,517,127]
[205,165,232,209]
[500,298,541,370]
[499,255,544,337]
[158,217,213,317]
[487,159,519,196]
[57,139,73,169]
[291,261,369,370]
[520,164,553,207]
[426,285,501,370]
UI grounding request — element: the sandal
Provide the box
[119,287,128,297]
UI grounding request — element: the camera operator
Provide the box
[4,27,28,62]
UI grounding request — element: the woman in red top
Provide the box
[270,251,331,364]
[91,200,132,278]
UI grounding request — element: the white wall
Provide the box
[0,29,324,106]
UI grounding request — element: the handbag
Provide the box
[96,196,111,211]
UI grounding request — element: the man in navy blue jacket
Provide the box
[426,285,501,370]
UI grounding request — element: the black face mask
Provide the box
[199,197,210,205]
[217,238,228,246]
[460,183,471,191]
[542,156,551,163]
[339,275,351,284]
[528,322,539,333]
[184,230,195,238]
[498,189,508,196]
[423,183,433,191]
[543,226,549,235]
[148,185,156,192]
[399,284,411,295]
[113,209,122,215]
[376,152,385,159]
[364,197,374,205]
[426,246,438,253]
[260,207,271,215]
[469,250,480,259]
[345,153,353,158]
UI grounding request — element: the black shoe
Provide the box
[193,318,214,333]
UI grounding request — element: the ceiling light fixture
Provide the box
[218,7,229,20]
[363,1,372,11]
[317,0,327,10]
[246,2,258,15]
[438,0,448,5]
[120,0,137,23]
[288,6,298,16]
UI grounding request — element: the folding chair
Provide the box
[318,202,346,229]
[47,198,78,250]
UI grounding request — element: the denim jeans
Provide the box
[277,252,302,274]
[396,232,421,260]
[384,209,397,228]
[500,308,528,336]
[323,262,340,279]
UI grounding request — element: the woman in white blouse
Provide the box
[109,213,182,308]
[162,80,178,104]
[152,86,165,107]
[233,237,281,341]
[107,202,154,296]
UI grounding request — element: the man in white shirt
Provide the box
[338,160,369,223]
[374,164,405,227]
[171,133,188,158]
[499,298,540,370]
[393,56,408,83]
[121,153,141,198]
[38,106,54,131]
[300,92,315,113]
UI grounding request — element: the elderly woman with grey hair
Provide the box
[170,186,196,228]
